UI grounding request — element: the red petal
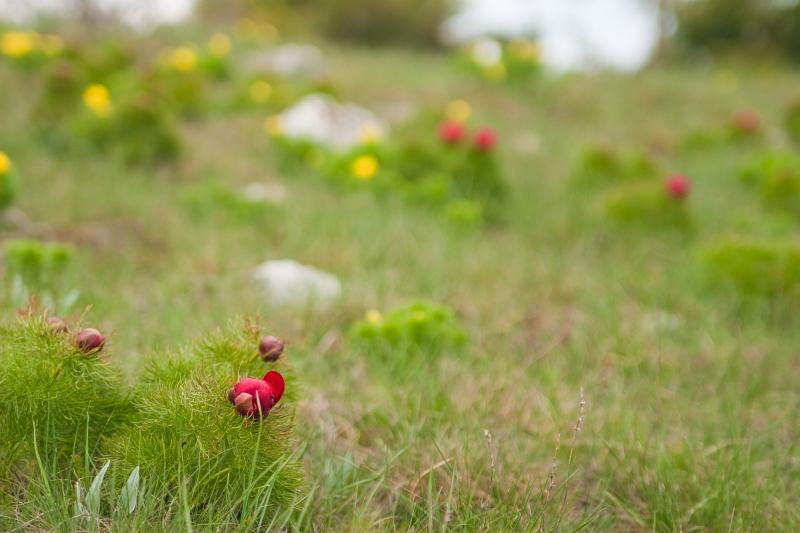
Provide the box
[262,370,285,403]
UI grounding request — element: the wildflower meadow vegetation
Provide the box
[1,4,800,532]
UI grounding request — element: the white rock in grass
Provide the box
[253,260,342,310]
[278,94,388,152]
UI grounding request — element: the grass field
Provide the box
[1,38,799,531]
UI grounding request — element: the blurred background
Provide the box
[2,0,799,71]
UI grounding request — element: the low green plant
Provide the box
[740,151,800,216]
[104,322,303,524]
[0,315,130,480]
[0,150,18,211]
[603,182,692,230]
[572,143,658,189]
[700,238,800,295]
[350,301,467,359]
[2,239,78,313]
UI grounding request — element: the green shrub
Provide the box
[572,143,658,189]
[350,301,466,359]
[604,182,691,230]
[0,315,130,479]
[0,150,18,211]
[3,239,78,313]
[740,151,800,217]
[104,322,303,522]
[316,0,451,47]
[700,239,800,295]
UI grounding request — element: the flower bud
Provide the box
[234,393,254,416]
[76,328,105,353]
[227,387,237,404]
[46,316,68,334]
[258,335,285,362]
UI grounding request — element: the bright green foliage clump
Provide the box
[0,152,17,211]
[604,182,692,230]
[0,316,130,479]
[350,301,467,358]
[741,151,800,216]
[105,322,302,524]
[571,143,658,189]
[700,239,800,295]
[3,239,78,312]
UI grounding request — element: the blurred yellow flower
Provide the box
[359,123,383,144]
[508,39,539,62]
[445,99,472,123]
[264,115,282,136]
[83,84,112,117]
[365,309,383,324]
[169,47,197,72]
[351,155,379,181]
[208,33,231,57]
[1,31,37,58]
[249,80,273,103]
[39,34,63,56]
[0,151,10,175]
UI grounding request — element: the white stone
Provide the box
[253,259,342,310]
[278,94,388,152]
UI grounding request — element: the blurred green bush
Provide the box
[676,0,800,60]
[199,0,452,47]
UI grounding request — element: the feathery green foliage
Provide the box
[104,321,303,525]
[0,315,130,480]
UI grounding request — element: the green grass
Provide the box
[1,36,800,531]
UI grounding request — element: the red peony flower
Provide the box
[474,127,497,151]
[732,109,760,134]
[665,173,691,199]
[439,120,465,144]
[228,370,285,418]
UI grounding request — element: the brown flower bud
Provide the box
[76,328,105,353]
[234,392,254,416]
[227,387,237,404]
[46,316,68,334]
[258,335,285,362]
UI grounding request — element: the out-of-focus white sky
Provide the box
[0,0,661,71]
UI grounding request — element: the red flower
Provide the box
[665,173,691,199]
[439,120,465,144]
[732,109,760,134]
[474,127,497,151]
[228,370,285,418]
